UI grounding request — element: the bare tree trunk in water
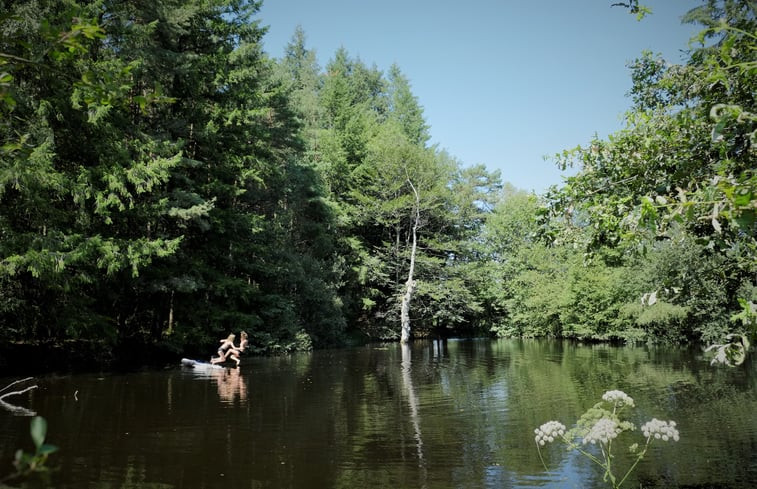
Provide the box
[400,179,420,344]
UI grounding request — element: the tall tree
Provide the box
[277,25,323,158]
[399,178,420,343]
[0,0,347,356]
[0,0,188,343]
[387,64,430,146]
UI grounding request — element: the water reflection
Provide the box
[177,363,249,404]
[0,340,754,489]
[401,343,427,485]
[212,368,247,404]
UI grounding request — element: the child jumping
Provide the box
[210,334,236,364]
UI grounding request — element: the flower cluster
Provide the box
[602,390,635,408]
[534,391,681,489]
[534,421,566,446]
[583,418,621,445]
[641,418,680,442]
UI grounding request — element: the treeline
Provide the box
[490,0,755,348]
[0,0,502,359]
[0,0,754,363]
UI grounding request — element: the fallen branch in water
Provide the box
[0,377,38,416]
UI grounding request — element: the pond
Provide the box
[0,339,755,488]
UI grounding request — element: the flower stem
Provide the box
[616,439,651,488]
[535,443,550,473]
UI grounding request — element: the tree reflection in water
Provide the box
[2,340,754,489]
[401,342,428,486]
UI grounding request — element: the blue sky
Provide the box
[257,1,702,193]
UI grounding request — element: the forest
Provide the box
[0,0,754,369]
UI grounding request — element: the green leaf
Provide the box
[732,188,753,207]
[733,209,754,230]
[30,416,47,449]
[37,443,58,456]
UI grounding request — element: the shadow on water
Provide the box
[0,338,755,488]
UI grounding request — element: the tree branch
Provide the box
[0,377,35,395]
[0,378,38,416]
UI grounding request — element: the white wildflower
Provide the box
[534,421,566,446]
[602,390,635,408]
[641,418,679,442]
[583,418,621,445]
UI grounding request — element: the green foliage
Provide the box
[523,0,757,353]
[552,0,756,257]
[484,181,743,344]
[387,64,430,146]
[612,0,653,21]
[274,39,504,340]
[0,0,351,356]
[5,0,752,363]
[562,262,629,339]
[0,0,194,343]
[1,416,57,487]
[500,243,575,338]
[706,297,757,365]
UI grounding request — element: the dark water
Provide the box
[1,339,756,489]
